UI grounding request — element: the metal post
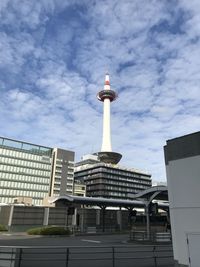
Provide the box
[11,248,15,266]
[153,246,157,267]
[16,248,22,267]
[146,204,150,240]
[66,248,69,267]
[112,247,115,267]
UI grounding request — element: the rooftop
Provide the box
[0,136,52,156]
[75,158,151,177]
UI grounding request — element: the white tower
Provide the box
[97,73,122,164]
[99,73,112,152]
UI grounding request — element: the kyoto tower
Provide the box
[97,73,122,164]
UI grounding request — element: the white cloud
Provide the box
[0,0,200,182]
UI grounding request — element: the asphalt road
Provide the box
[0,233,175,267]
[0,232,130,246]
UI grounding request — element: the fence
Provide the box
[130,231,172,243]
[0,245,174,267]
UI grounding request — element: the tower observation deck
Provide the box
[97,73,122,164]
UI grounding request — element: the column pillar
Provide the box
[8,205,14,230]
[117,208,122,231]
[145,203,150,240]
[72,208,77,226]
[100,206,106,232]
[43,207,49,226]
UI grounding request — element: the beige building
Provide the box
[73,181,86,197]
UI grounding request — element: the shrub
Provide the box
[0,224,8,231]
[27,227,42,235]
[27,226,71,236]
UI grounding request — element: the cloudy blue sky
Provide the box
[0,0,200,182]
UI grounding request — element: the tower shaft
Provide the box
[97,73,122,164]
[102,98,112,152]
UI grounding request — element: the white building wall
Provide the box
[166,154,200,266]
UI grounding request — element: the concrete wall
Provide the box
[48,207,68,225]
[0,205,167,233]
[0,206,11,225]
[0,206,130,231]
[12,206,44,225]
[164,132,200,267]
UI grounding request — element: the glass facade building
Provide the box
[0,137,75,205]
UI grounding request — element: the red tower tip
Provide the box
[105,73,110,86]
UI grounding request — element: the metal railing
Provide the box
[0,245,174,267]
[130,230,172,243]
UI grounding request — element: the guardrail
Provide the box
[0,245,174,267]
[130,231,172,243]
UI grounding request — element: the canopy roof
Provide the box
[51,186,168,209]
[129,186,168,201]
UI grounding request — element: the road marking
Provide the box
[81,239,101,243]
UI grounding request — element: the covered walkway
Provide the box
[51,186,169,234]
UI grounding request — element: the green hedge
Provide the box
[27,226,71,236]
[0,224,8,231]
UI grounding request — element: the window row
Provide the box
[0,165,50,177]
[66,185,73,190]
[87,185,143,193]
[86,179,150,189]
[0,180,49,191]
[0,173,50,184]
[90,175,151,185]
[77,171,151,183]
[85,167,151,179]
[0,188,47,198]
[0,148,51,162]
[0,157,51,170]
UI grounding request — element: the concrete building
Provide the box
[75,154,151,200]
[73,180,86,197]
[49,148,74,197]
[164,132,200,267]
[0,136,74,205]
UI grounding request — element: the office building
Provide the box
[0,137,74,205]
[75,154,151,200]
